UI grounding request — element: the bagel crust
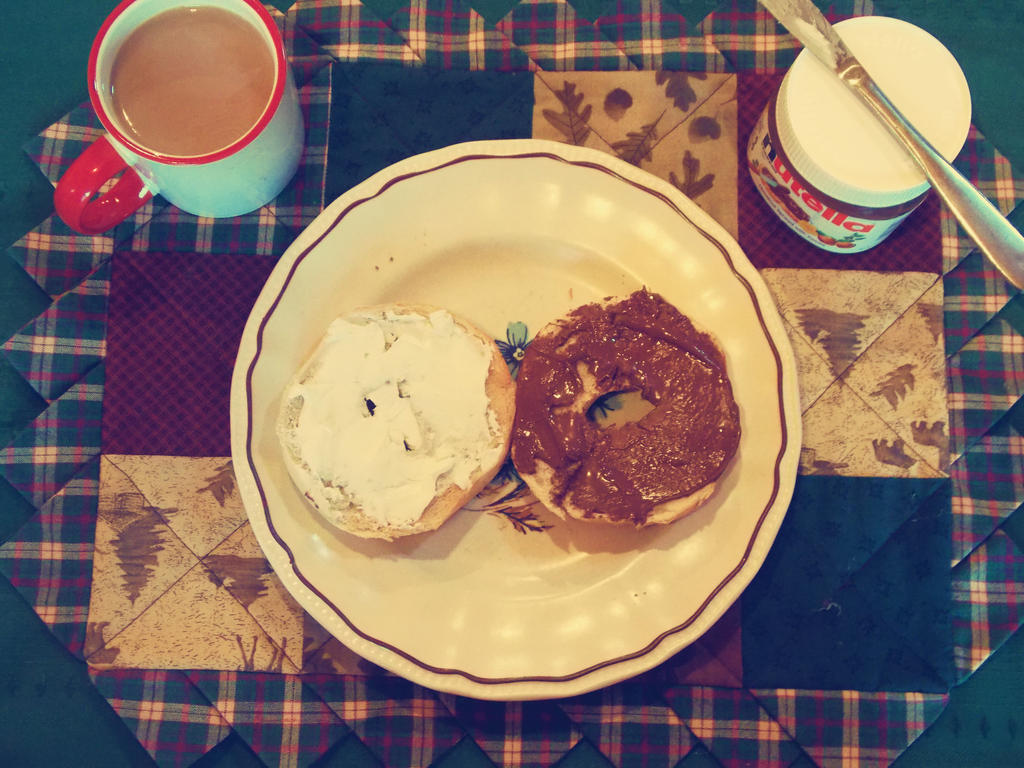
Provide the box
[510,290,740,527]
[277,304,515,540]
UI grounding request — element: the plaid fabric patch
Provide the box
[595,0,730,72]
[951,529,1024,680]
[25,104,108,187]
[1,260,109,403]
[949,412,1024,566]
[436,694,583,767]
[187,671,351,768]
[277,3,339,88]
[751,689,948,768]
[121,206,296,258]
[0,363,103,509]
[390,0,536,70]
[5,211,122,300]
[943,248,1023,358]
[305,674,466,768]
[0,456,99,657]
[947,314,1024,461]
[90,668,233,768]
[663,685,803,768]
[274,63,334,231]
[495,0,636,71]
[17,102,161,294]
[697,0,808,74]
[947,126,1024,274]
[940,126,1024,362]
[559,682,696,768]
[291,0,423,63]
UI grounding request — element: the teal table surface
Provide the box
[2,1,1023,766]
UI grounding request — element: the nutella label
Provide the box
[746,105,912,253]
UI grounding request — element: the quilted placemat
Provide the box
[2,1,1023,767]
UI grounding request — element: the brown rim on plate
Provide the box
[242,147,793,689]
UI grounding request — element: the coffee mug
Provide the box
[55,0,304,234]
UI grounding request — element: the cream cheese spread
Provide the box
[282,307,500,529]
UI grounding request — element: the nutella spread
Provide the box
[510,290,740,525]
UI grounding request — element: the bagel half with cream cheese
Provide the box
[277,304,515,540]
[510,289,741,528]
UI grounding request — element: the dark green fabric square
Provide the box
[562,0,617,23]
[745,475,944,615]
[466,0,524,26]
[326,62,534,204]
[660,0,722,24]
[357,0,408,21]
[742,475,953,692]
[334,61,534,154]
[851,480,954,688]
[745,580,947,691]
[325,77,412,204]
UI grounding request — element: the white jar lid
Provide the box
[777,16,972,209]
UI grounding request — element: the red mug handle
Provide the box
[54,135,153,234]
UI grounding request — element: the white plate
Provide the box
[231,139,801,700]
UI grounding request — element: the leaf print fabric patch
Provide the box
[532,70,739,236]
[88,456,304,673]
[760,269,948,478]
[541,81,594,146]
[88,457,209,665]
[103,455,248,557]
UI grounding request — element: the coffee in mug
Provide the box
[110,6,275,157]
[54,0,304,234]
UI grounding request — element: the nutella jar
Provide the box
[747,16,972,253]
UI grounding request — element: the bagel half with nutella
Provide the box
[510,289,741,527]
[277,304,515,540]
